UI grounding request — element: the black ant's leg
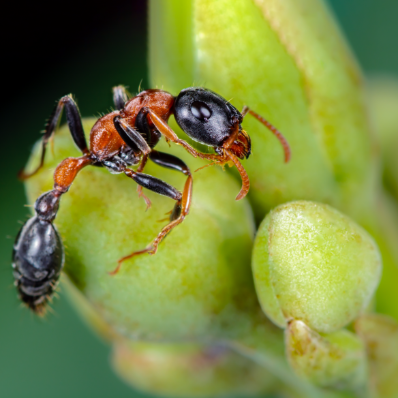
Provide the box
[109,167,193,275]
[113,116,151,155]
[149,151,191,176]
[144,108,253,200]
[19,95,88,180]
[135,108,161,148]
[148,150,191,220]
[112,85,130,111]
[133,108,162,206]
[149,151,191,220]
[135,151,192,212]
[113,115,154,207]
[135,154,152,209]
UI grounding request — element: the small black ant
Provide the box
[12,86,290,314]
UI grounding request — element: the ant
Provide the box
[12,86,290,314]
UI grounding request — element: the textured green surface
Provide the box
[252,201,381,333]
[149,0,398,325]
[150,0,375,222]
[24,119,256,342]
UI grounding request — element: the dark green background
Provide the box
[1,1,397,397]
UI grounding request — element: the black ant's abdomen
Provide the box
[12,216,64,314]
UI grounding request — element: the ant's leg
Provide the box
[224,150,250,200]
[113,115,154,207]
[113,116,151,156]
[141,107,220,162]
[143,108,252,201]
[19,95,88,180]
[145,108,252,201]
[135,151,192,214]
[109,168,193,275]
[149,151,191,176]
[112,85,130,111]
[136,155,151,209]
[149,150,192,219]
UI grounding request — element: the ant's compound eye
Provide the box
[191,101,212,121]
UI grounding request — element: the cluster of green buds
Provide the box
[23,0,398,397]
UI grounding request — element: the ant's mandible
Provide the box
[12,86,290,314]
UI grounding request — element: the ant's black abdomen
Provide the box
[12,216,64,314]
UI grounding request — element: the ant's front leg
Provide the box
[145,108,252,200]
[19,95,89,180]
[109,163,192,275]
[113,115,153,208]
[141,108,220,162]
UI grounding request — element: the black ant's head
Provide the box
[174,87,251,159]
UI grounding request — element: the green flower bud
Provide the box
[112,341,277,397]
[252,201,382,333]
[355,313,398,398]
[149,0,398,327]
[286,320,367,391]
[23,118,256,341]
[149,0,376,223]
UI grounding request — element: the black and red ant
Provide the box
[12,86,290,314]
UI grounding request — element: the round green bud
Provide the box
[252,201,382,333]
[23,118,256,341]
[286,320,367,391]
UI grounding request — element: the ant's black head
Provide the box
[174,87,243,148]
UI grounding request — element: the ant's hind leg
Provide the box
[112,86,130,111]
[148,150,192,219]
[136,155,152,209]
[136,150,193,211]
[19,95,88,180]
[109,168,193,275]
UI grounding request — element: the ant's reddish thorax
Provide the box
[122,89,175,122]
[90,90,175,161]
[90,111,125,160]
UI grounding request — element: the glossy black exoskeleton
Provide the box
[174,88,246,151]
[12,215,64,314]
